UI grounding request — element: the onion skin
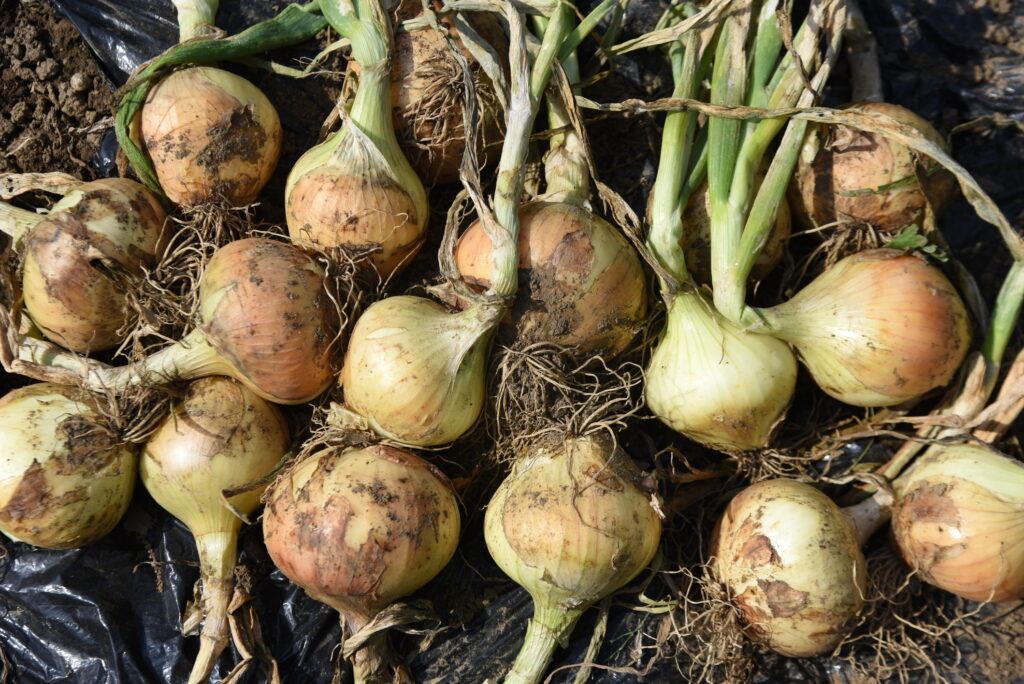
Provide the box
[712,479,866,657]
[790,102,954,233]
[140,66,282,206]
[455,201,647,357]
[645,291,797,451]
[22,178,166,352]
[484,434,661,684]
[892,444,1024,602]
[761,248,971,407]
[263,445,460,682]
[0,383,135,549]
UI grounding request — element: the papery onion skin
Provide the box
[761,248,971,407]
[0,383,135,549]
[712,479,866,657]
[22,178,166,352]
[455,201,647,357]
[790,102,954,233]
[140,66,282,206]
[196,238,338,404]
[892,444,1024,603]
[340,296,495,446]
[645,291,797,451]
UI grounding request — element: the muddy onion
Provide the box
[0,383,135,549]
[141,377,288,683]
[790,102,954,232]
[485,434,662,684]
[892,443,1024,602]
[263,445,460,683]
[712,479,867,657]
[18,178,167,352]
[454,201,647,357]
[645,291,797,451]
[140,66,282,206]
[340,296,497,446]
[758,248,971,407]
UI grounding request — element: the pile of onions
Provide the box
[139,1,281,206]
[263,445,460,683]
[141,376,289,683]
[485,434,662,683]
[645,291,797,451]
[0,383,135,549]
[21,238,337,404]
[285,0,428,278]
[892,443,1024,602]
[712,479,886,657]
[754,248,971,406]
[455,200,648,358]
[790,102,954,233]
[1,177,166,352]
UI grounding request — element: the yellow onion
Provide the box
[141,377,288,683]
[339,296,498,446]
[712,479,870,657]
[484,434,662,684]
[0,383,135,549]
[454,201,647,357]
[790,102,954,233]
[645,291,797,451]
[758,248,971,406]
[20,178,167,352]
[263,445,460,683]
[892,443,1024,602]
[140,66,282,206]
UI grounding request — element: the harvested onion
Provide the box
[263,445,460,683]
[646,291,797,451]
[892,443,1024,602]
[485,434,661,683]
[141,376,288,683]
[757,248,971,406]
[790,102,953,233]
[0,383,135,549]
[455,201,647,357]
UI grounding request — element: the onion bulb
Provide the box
[0,383,135,549]
[790,102,953,232]
[141,376,288,684]
[140,66,282,206]
[892,443,1024,602]
[758,248,971,407]
[339,296,498,446]
[19,178,167,352]
[485,434,662,684]
[645,291,797,451]
[263,445,460,683]
[454,201,647,357]
[712,479,868,657]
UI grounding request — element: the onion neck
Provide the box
[0,201,43,243]
[173,0,219,42]
[188,530,238,684]
[349,631,411,684]
[505,602,583,684]
[841,489,893,547]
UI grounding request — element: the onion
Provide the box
[141,376,288,683]
[645,291,797,451]
[790,102,953,233]
[263,445,460,683]
[140,66,281,206]
[712,479,872,657]
[485,434,662,683]
[454,201,647,357]
[17,178,167,352]
[0,383,135,549]
[757,248,971,406]
[339,296,498,446]
[892,443,1024,602]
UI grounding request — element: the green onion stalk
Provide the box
[337,2,580,447]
